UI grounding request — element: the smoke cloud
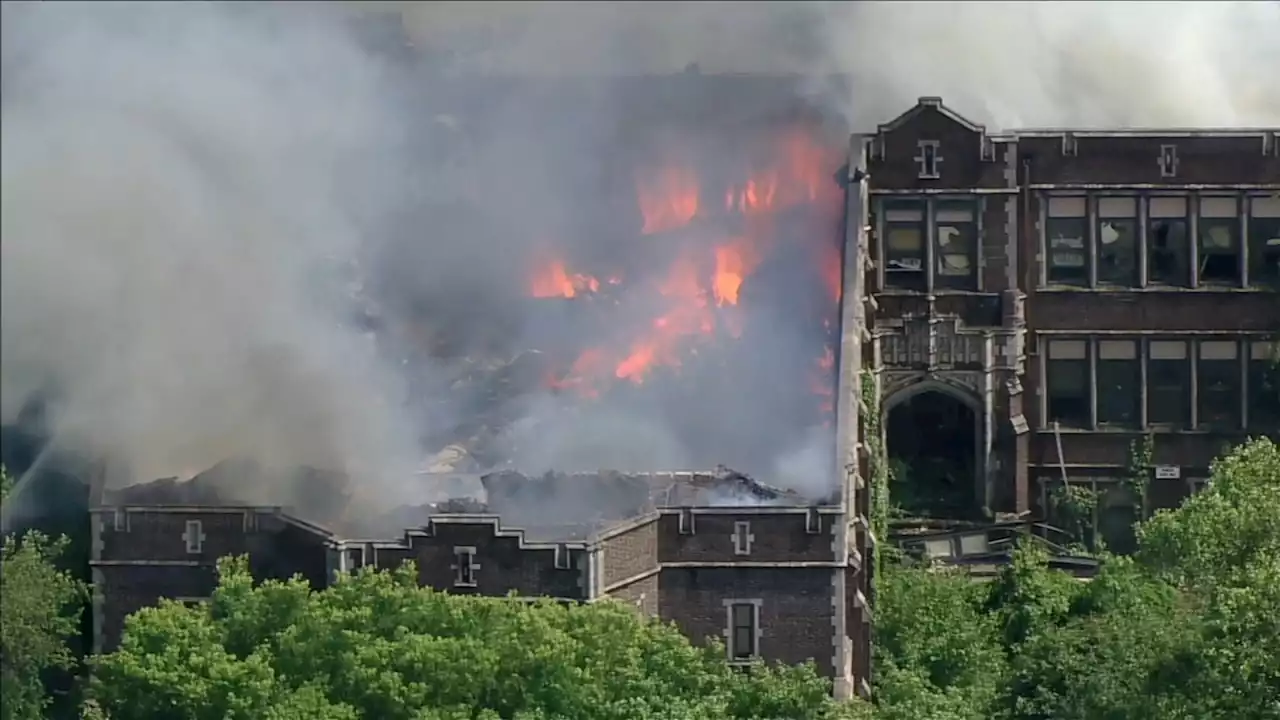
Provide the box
[3,2,1275,520]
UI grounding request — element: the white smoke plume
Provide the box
[3,1,1275,521]
[1,2,422,502]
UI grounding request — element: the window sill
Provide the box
[876,289,999,297]
[1037,285,1272,293]
[1037,427,1250,435]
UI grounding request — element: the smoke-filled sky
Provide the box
[2,1,1277,514]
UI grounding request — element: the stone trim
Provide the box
[599,566,662,596]
[90,560,203,567]
[661,561,843,568]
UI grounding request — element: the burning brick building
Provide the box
[89,462,873,698]
[854,97,1280,555]
[87,71,875,699]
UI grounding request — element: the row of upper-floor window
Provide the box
[1043,193,1280,289]
[871,193,1280,292]
[1042,337,1279,431]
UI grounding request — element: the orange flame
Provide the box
[530,259,600,299]
[637,164,700,235]
[531,123,844,414]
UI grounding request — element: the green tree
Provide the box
[872,560,1006,720]
[88,556,871,720]
[0,466,89,720]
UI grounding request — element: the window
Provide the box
[1196,341,1240,429]
[732,521,753,556]
[183,520,204,555]
[935,200,978,290]
[1248,196,1280,288]
[1148,341,1190,426]
[1147,196,1190,286]
[1198,196,1241,285]
[1046,340,1089,427]
[1045,196,1088,286]
[1096,197,1138,286]
[726,601,760,661]
[1248,341,1280,429]
[916,140,941,179]
[1096,340,1139,426]
[453,546,478,587]
[883,200,926,290]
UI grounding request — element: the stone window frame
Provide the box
[915,140,942,180]
[723,598,763,663]
[183,520,204,555]
[452,546,479,588]
[731,521,754,556]
[1042,195,1089,287]
[878,195,982,293]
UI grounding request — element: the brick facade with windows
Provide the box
[91,481,871,699]
[856,96,1279,534]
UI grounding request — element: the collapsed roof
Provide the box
[104,460,821,542]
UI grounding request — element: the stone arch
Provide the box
[882,378,983,520]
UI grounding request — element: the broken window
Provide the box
[1197,340,1241,429]
[453,546,477,587]
[1148,341,1190,427]
[1248,341,1280,429]
[1198,197,1241,285]
[883,200,926,291]
[916,140,941,179]
[1096,197,1138,286]
[1046,340,1090,427]
[1147,196,1191,286]
[934,199,978,290]
[727,601,759,660]
[1248,196,1280,288]
[1045,196,1088,286]
[1096,340,1139,426]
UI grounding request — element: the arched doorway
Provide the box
[884,386,980,519]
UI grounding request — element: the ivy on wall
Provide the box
[1125,433,1155,522]
[860,369,890,582]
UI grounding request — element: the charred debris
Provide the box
[104,461,831,542]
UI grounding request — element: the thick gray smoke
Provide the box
[3,2,1276,522]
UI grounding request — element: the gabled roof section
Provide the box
[877,96,986,135]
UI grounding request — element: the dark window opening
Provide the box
[883,200,926,291]
[885,390,979,520]
[1148,218,1190,285]
[1047,342,1090,428]
[1148,342,1190,427]
[1198,217,1240,285]
[1248,343,1280,429]
[729,603,758,660]
[454,549,476,587]
[917,141,940,179]
[1248,214,1280,288]
[1196,343,1240,429]
[935,200,977,290]
[1097,342,1140,426]
[1046,217,1088,286]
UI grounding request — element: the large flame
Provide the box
[530,123,843,413]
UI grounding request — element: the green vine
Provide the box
[1050,482,1100,552]
[860,369,890,581]
[1125,433,1154,523]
